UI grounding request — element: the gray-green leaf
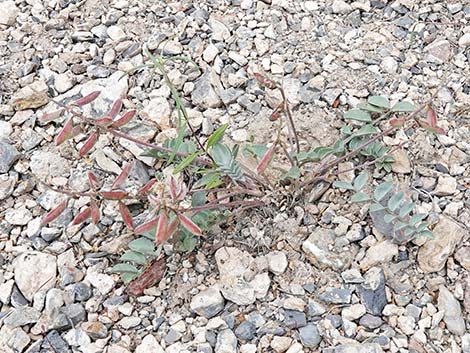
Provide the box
[353,172,368,191]
[344,109,371,122]
[384,214,396,223]
[207,124,228,148]
[409,213,426,226]
[370,203,385,212]
[393,221,407,231]
[109,263,139,274]
[120,251,147,265]
[212,143,233,165]
[368,96,390,109]
[333,181,355,190]
[387,191,404,211]
[391,101,415,112]
[399,202,415,218]
[121,272,139,284]
[128,237,155,254]
[374,182,393,201]
[351,192,370,202]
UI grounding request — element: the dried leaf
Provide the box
[88,172,100,190]
[269,103,284,121]
[137,178,158,196]
[119,202,134,229]
[389,117,405,128]
[112,110,136,128]
[79,131,99,157]
[155,212,168,244]
[72,207,92,225]
[126,257,166,296]
[257,145,275,174]
[178,213,202,235]
[107,98,123,119]
[112,162,132,190]
[135,217,159,234]
[90,201,100,224]
[41,200,68,225]
[55,118,74,146]
[73,91,100,106]
[101,191,128,200]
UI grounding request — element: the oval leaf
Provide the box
[79,131,99,157]
[391,101,414,112]
[128,237,155,254]
[353,172,368,191]
[55,118,74,146]
[399,202,415,218]
[207,124,229,149]
[107,98,123,119]
[112,162,132,190]
[135,218,159,234]
[73,91,100,106]
[350,192,370,203]
[370,203,384,212]
[374,182,393,201]
[101,191,128,200]
[155,213,168,244]
[108,263,139,274]
[72,207,92,225]
[333,181,355,190]
[90,201,100,225]
[344,109,371,122]
[368,95,390,109]
[387,191,404,211]
[119,202,134,229]
[120,251,147,265]
[112,109,136,128]
[173,152,198,174]
[257,145,275,174]
[88,172,100,190]
[41,200,68,225]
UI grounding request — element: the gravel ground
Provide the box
[1,0,470,352]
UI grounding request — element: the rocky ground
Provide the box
[1,0,470,352]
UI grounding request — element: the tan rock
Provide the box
[417,217,466,273]
[391,149,411,174]
[10,80,49,110]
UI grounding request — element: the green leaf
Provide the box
[212,143,233,165]
[207,124,228,148]
[191,191,207,207]
[344,109,371,122]
[391,101,415,112]
[332,140,346,155]
[121,272,139,284]
[120,251,147,265]
[128,237,155,254]
[368,96,390,109]
[173,152,198,174]
[353,124,379,136]
[384,214,396,223]
[351,192,370,202]
[370,203,385,212]
[180,234,197,252]
[206,174,224,188]
[383,163,392,172]
[399,202,415,218]
[404,227,416,238]
[243,144,268,159]
[374,182,394,201]
[108,263,139,274]
[416,221,429,232]
[341,126,353,135]
[418,230,433,238]
[333,181,355,190]
[387,191,404,211]
[283,166,301,180]
[357,102,385,113]
[353,172,368,191]
[394,221,407,231]
[409,213,426,226]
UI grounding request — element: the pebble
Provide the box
[235,321,256,341]
[298,324,321,348]
[458,33,470,48]
[215,329,237,353]
[118,316,142,329]
[342,304,367,321]
[438,285,465,336]
[10,80,49,110]
[0,0,18,26]
[319,287,353,304]
[360,240,398,270]
[0,141,20,173]
[356,267,387,316]
[332,0,353,14]
[270,336,292,352]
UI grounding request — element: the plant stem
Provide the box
[279,87,300,155]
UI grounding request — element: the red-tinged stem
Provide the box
[279,87,300,155]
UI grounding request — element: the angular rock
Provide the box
[136,334,164,353]
[14,251,57,301]
[356,267,387,316]
[192,70,222,108]
[215,329,237,353]
[29,151,69,181]
[319,287,353,304]
[10,80,49,110]
[0,141,20,173]
[390,149,411,174]
[190,287,225,318]
[438,285,465,336]
[3,306,41,328]
[417,217,465,273]
[323,343,383,353]
[424,39,451,63]
[360,240,398,270]
[141,96,172,128]
[298,324,321,348]
[0,0,18,26]
[455,246,470,270]
[266,251,288,275]
[434,176,457,196]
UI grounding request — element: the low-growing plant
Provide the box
[37,44,447,291]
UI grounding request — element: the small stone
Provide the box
[438,285,465,336]
[266,251,288,274]
[359,314,383,329]
[228,51,248,66]
[283,310,307,328]
[103,49,116,65]
[271,336,292,352]
[381,57,398,74]
[0,141,20,173]
[458,33,470,48]
[10,80,49,110]
[455,246,470,270]
[14,251,57,301]
[54,73,75,93]
[307,300,326,317]
[209,19,230,41]
[215,329,237,353]
[192,70,222,108]
[64,328,91,347]
[82,321,108,340]
[107,26,126,41]
[342,304,366,321]
[0,0,18,26]
[9,327,31,352]
[203,44,219,62]
[360,240,398,270]
[141,96,172,128]
[136,334,164,353]
[357,267,387,316]
[323,343,384,353]
[417,217,465,273]
[298,324,321,348]
[5,206,32,226]
[85,270,114,295]
[434,176,457,196]
[29,151,69,181]
[3,306,41,328]
[319,287,353,304]
[332,0,353,14]
[44,330,70,353]
[164,328,182,344]
[190,287,224,318]
[0,279,14,304]
[235,321,256,341]
[118,316,141,329]
[424,39,451,63]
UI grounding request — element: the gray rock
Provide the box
[72,283,92,301]
[215,329,237,353]
[283,310,307,329]
[164,328,182,344]
[462,334,470,353]
[190,287,224,318]
[459,33,470,48]
[356,267,387,316]
[438,285,465,336]
[332,0,353,14]
[0,174,16,200]
[298,324,321,348]
[219,88,243,105]
[62,303,86,326]
[266,251,288,275]
[360,240,398,270]
[136,334,164,353]
[319,287,353,304]
[359,314,383,329]
[9,327,31,352]
[192,70,222,108]
[14,251,57,301]
[3,306,41,328]
[10,285,29,307]
[29,151,69,181]
[235,321,256,341]
[43,330,70,353]
[5,206,32,226]
[323,343,384,353]
[424,39,451,63]
[417,217,466,273]
[0,141,20,173]
[0,279,14,305]
[82,321,108,340]
[455,246,470,270]
[209,19,231,41]
[118,316,141,329]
